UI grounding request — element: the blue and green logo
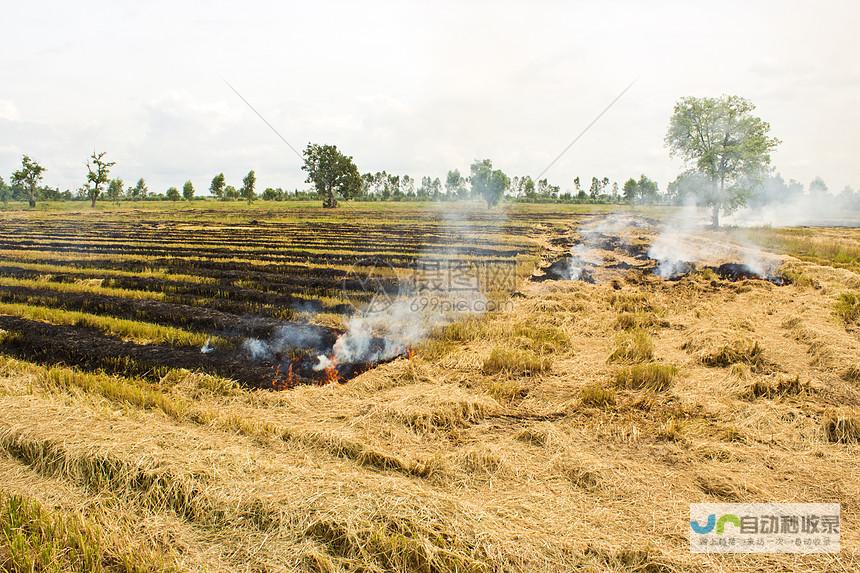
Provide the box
[690,513,740,535]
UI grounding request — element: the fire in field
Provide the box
[2,2,860,572]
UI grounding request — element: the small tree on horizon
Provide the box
[85,152,115,207]
[0,176,9,207]
[11,155,45,208]
[239,170,257,204]
[209,173,226,200]
[809,176,828,195]
[129,178,148,201]
[182,180,195,201]
[166,186,181,201]
[106,178,124,204]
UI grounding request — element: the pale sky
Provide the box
[1,0,858,195]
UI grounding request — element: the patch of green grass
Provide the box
[0,491,173,572]
[511,322,569,354]
[834,292,860,325]
[0,302,221,348]
[579,384,616,408]
[607,329,654,363]
[614,363,677,392]
[0,276,166,301]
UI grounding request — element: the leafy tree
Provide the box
[224,185,239,200]
[106,178,124,203]
[240,170,256,204]
[637,175,659,203]
[129,178,148,201]
[301,143,362,208]
[589,177,600,200]
[417,176,432,200]
[209,173,226,200]
[809,177,828,195]
[182,180,194,201]
[0,176,9,207]
[11,155,46,208]
[573,177,582,196]
[665,95,780,227]
[445,169,467,199]
[469,159,493,200]
[401,175,415,199]
[430,177,442,200]
[166,186,180,201]
[622,178,637,203]
[470,159,509,208]
[84,151,115,208]
[522,176,536,199]
[388,174,402,201]
[262,187,284,201]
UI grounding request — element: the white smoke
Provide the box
[241,324,327,361]
[649,199,780,279]
[726,193,860,227]
[200,337,214,354]
[314,203,504,368]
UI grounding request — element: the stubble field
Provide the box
[0,201,858,572]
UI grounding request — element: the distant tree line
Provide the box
[5,136,859,212]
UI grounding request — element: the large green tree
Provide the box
[665,95,779,227]
[301,143,362,208]
[11,155,45,208]
[85,151,115,207]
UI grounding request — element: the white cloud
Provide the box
[0,101,20,122]
[0,0,858,193]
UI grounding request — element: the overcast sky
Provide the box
[1,0,858,195]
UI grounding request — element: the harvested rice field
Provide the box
[0,201,858,572]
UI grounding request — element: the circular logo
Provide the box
[343,256,398,314]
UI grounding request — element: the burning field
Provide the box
[0,202,859,572]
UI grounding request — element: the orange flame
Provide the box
[406,347,415,361]
[272,362,296,391]
[286,362,295,388]
[323,355,339,385]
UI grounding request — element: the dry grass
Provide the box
[823,413,860,444]
[579,384,616,408]
[607,329,654,363]
[614,363,677,392]
[740,375,810,400]
[1,207,859,572]
[482,347,552,375]
[686,335,765,368]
